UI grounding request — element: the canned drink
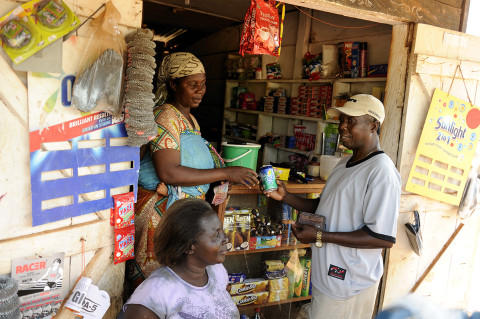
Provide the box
[259,165,278,192]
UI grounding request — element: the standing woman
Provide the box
[127,52,258,291]
[124,198,239,319]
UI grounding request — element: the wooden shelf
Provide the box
[335,77,387,83]
[227,243,310,256]
[226,77,386,84]
[237,296,312,310]
[225,108,339,124]
[265,144,317,156]
[223,134,257,144]
[229,177,325,195]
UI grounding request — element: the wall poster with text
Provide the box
[406,88,480,205]
[28,36,139,226]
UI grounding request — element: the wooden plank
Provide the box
[0,0,142,28]
[436,0,464,7]
[281,0,461,30]
[415,54,480,81]
[55,245,115,319]
[68,250,96,291]
[0,219,114,274]
[414,23,480,63]
[383,209,459,306]
[293,9,311,79]
[459,0,470,33]
[380,24,411,165]
[397,70,436,188]
[399,193,457,213]
[97,261,126,319]
[309,10,393,45]
[0,54,46,240]
[444,215,480,309]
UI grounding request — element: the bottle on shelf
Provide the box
[253,308,263,319]
[240,314,249,319]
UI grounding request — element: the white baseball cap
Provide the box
[327,94,385,124]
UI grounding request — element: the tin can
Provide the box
[259,165,278,192]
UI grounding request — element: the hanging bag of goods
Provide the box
[72,0,126,117]
[240,0,283,57]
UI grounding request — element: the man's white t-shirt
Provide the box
[124,263,239,319]
[312,151,401,300]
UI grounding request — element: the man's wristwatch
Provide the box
[314,228,323,248]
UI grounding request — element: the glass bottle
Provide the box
[253,308,263,319]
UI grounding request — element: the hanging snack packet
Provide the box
[212,182,229,206]
[240,0,284,57]
[114,225,135,264]
[72,0,125,116]
[113,192,134,229]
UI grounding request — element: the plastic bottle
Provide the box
[240,314,249,319]
[253,308,263,319]
[359,42,368,78]
[255,67,263,80]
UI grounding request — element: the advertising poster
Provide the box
[12,253,66,319]
[28,36,139,226]
[405,88,480,205]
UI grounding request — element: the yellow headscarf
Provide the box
[154,52,205,106]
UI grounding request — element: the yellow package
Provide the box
[230,279,268,295]
[264,260,284,271]
[267,289,289,302]
[231,292,268,306]
[269,277,289,292]
[273,166,290,181]
[223,214,235,251]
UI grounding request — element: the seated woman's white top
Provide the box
[124,264,239,319]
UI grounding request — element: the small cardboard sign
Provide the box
[405,89,480,205]
[64,276,110,319]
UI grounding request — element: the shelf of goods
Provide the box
[222,180,325,313]
[227,243,311,256]
[239,296,312,311]
[223,78,387,165]
[228,177,326,196]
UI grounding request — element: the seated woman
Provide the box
[127,52,258,291]
[123,198,239,319]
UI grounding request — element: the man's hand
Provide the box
[291,222,317,244]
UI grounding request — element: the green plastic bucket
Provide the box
[222,142,261,170]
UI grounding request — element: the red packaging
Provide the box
[113,192,134,229]
[240,0,282,57]
[114,225,135,264]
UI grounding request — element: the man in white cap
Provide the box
[264,94,401,319]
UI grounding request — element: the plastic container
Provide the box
[222,142,261,171]
[320,155,342,181]
[307,163,320,177]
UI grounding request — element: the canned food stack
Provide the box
[238,92,256,110]
[297,85,333,118]
[123,28,158,147]
[263,96,275,113]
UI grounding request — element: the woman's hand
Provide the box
[263,180,288,202]
[223,166,259,188]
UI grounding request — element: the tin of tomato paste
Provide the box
[259,165,278,192]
